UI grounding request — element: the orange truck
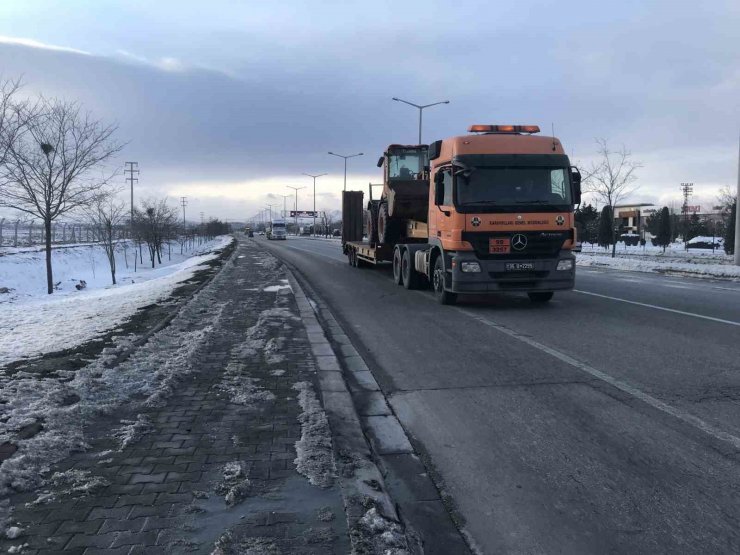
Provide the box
[342,124,581,304]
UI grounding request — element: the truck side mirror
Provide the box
[571,166,582,205]
[377,156,384,168]
[434,172,445,205]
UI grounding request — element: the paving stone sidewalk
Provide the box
[0,236,349,554]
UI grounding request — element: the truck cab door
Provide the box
[430,168,454,241]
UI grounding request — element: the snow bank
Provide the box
[577,253,740,279]
[0,236,232,366]
[293,381,336,489]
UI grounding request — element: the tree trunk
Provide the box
[45,218,53,294]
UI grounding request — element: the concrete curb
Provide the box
[284,268,414,549]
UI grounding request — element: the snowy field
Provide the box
[578,241,739,279]
[0,236,233,366]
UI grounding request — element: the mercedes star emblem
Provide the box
[511,233,528,250]
[471,217,481,227]
[555,215,565,226]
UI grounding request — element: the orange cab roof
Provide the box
[436,133,565,163]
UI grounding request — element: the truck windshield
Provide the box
[273,223,285,228]
[389,149,428,180]
[456,167,571,208]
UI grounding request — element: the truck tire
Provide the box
[367,202,379,244]
[528,292,553,303]
[401,248,420,290]
[433,255,457,305]
[378,202,402,245]
[392,247,403,285]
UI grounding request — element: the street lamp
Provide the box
[287,185,306,235]
[302,173,327,237]
[328,152,363,192]
[392,97,450,144]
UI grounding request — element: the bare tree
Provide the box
[582,138,641,258]
[0,97,123,293]
[0,76,23,165]
[135,199,178,268]
[87,193,127,284]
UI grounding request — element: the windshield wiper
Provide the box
[514,200,551,204]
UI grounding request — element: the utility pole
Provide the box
[287,185,306,235]
[681,182,693,249]
[124,162,139,234]
[735,132,740,265]
[180,196,188,226]
[328,152,364,191]
[302,173,327,236]
[392,97,450,144]
[124,162,139,271]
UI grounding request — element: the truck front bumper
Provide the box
[449,250,575,293]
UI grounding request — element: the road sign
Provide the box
[290,210,318,217]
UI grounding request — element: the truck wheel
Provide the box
[528,292,554,303]
[392,247,403,285]
[433,256,457,305]
[401,249,420,290]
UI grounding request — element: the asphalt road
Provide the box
[261,236,740,554]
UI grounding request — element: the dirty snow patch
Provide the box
[262,284,292,293]
[292,381,335,489]
[113,414,153,450]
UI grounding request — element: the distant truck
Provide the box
[342,124,581,304]
[267,219,287,240]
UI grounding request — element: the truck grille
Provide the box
[462,231,570,260]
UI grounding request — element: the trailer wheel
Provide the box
[401,249,420,290]
[392,247,403,285]
[527,292,553,303]
[433,256,457,305]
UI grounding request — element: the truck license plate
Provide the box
[505,262,534,271]
[489,238,510,254]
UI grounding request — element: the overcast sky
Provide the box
[0,0,738,221]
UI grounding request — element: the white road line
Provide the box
[574,289,740,327]
[282,243,346,262]
[456,307,740,451]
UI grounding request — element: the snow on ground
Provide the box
[0,236,232,366]
[577,242,739,279]
[0,267,230,497]
[293,381,336,489]
[0,236,230,303]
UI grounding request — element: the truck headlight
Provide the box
[557,259,574,271]
[460,261,481,273]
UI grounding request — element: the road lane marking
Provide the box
[574,290,740,327]
[456,307,740,451]
[281,243,346,262]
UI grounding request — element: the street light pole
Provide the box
[328,152,363,191]
[302,173,327,237]
[735,131,740,266]
[287,186,306,235]
[392,97,450,144]
[279,194,291,218]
